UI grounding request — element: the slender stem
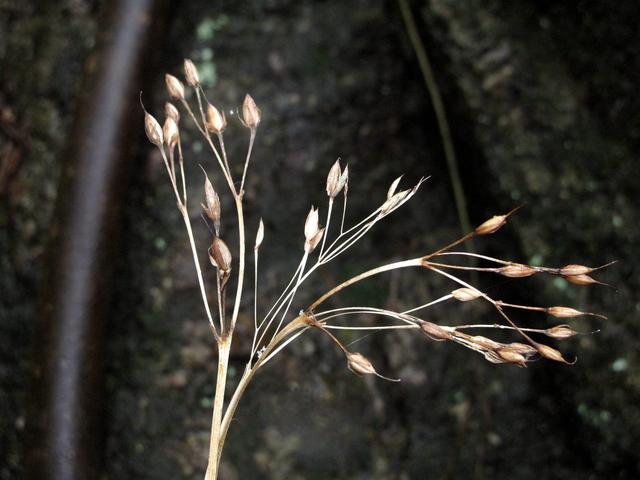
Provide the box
[309,257,423,310]
[239,128,256,197]
[229,195,246,332]
[180,206,219,341]
[340,190,348,234]
[398,0,474,245]
[319,198,334,258]
[204,338,231,480]
[217,317,308,465]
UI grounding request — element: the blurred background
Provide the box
[1,0,638,479]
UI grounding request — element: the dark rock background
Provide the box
[1,0,637,478]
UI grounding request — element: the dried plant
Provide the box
[142,60,612,479]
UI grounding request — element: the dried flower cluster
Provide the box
[142,59,611,480]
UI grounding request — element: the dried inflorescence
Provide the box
[142,59,612,479]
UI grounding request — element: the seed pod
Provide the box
[380,189,410,214]
[203,181,221,235]
[496,347,527,367]
[536,344,575,364]
[547,306,583,318]
[339,165,349,194]
[565,273,604,286]
[505,342,537,357]
[545,325,577,340]
[304,206,320,241]
[560,264,592,276]
[183,58,200,86]
[387,175,403,200]
[209,237,232,273]
[475,214,507,235]
[498,264,537,278]
[420,321,452,341]
[242,94,261,129]
[304,228,324,254]
[206,103,227,134]
[470,335,502,350]
[255,218,265,250]
[144,112,163,147]
[165,74,185,99]
[163,117,179,148]
[346,352,400,382]
[451,287,482,302]
[475,206,522,235]
[164,102,180,122]
[326,160,342,198]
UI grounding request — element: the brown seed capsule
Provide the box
[545,325,577,340]
[420,321,452,341]
[496,347,527,367]
[564,274,604,286]
[206,103,227,134]
[536,344,574,364]
[255,219,265,250]
[547,306,583,318]
[164,102,180,122]
[202,173,221,233]
[470,335,503,350]
[165,74,185,99]
[209,237,232,273]
[505,342,538,358]
[326,160,342,198]
[242,94,261,129]
[144,112,163,147]
[163,117,179,148]
[475,214,507,235]
[346,352,400,382]
[451,287,482,302]
[475,206,522,235]
[560,264,592,276]
[304,206,320,241]
[498,264,537,278]
[183,58,200,86]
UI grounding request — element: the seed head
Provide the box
[202,172,221,234]
[326,159,342,198]
[565,273,606,286]
[560,264,592,276]
[165,74,185,99]
[255,218,265,250]
[536,344,575,364]
[339,164,349,194]
[304,206,320,241]
[164,102,180,122]
[420,321,452,341]
[305,228,324,254]
[387,175,403,200]
[545,325,577,340]
[496,347,527,367]
[498,264,537,278]
[381,189,410,214]
[242,94,261,129]
[144,112,163,147]
[183,58,200,86]
[206,103,227,134]
[209,237,232,273]
[346,352,400,382]
[547,306,583,318]
[506,342,538,357]
[475,206,522,235]
[451,287,482,302]
[163,117,179,148]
